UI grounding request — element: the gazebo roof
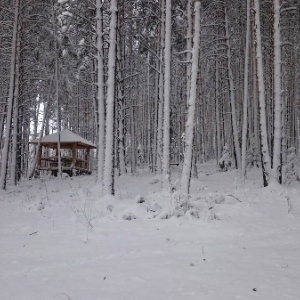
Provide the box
[30,129,96,149]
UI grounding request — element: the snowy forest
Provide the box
[0,0,300,193]
[1,1,300,299]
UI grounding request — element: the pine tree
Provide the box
[241,0,251,178]
[162,0,172,189]
[0,0,20,189]
[272,0,282,183]
[104,0,118,195]
[96,0,105,190]
[254,0,271,186]
[181,0,201,199]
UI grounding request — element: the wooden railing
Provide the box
[39,156,89,173]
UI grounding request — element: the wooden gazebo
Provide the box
[30,129,96,176]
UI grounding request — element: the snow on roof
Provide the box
[31,129,96,148]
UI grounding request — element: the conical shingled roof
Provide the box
[30,129,96,149]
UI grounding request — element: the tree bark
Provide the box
[104,0,118,195]
[254,0,271,186]
[272,0,282,183]
[241,0,251,178]
[96,0,105,188]
[0,0,20,189]
[215,60,222,162]
[162,0,171,189]
[225,7,241,170]
[156,0,165,174]
[181,0,201,198]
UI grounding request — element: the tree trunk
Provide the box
[186,0,192,102]
[117,1,126,176]
[181,0,201,198]
[156,0,165,174]
[0,0,20,189]
[241,0,251,178]
[10,16,21,186]
[254,0,271,186]
[147,52,151,168]
[162,0,171,189]
[272,0,282,183]
[225,7,241,169]
[215,60,222,162]
[96,0,105,188]
[52,2,62,178]
[55,40,62,178]
[10,60,20,186]
[104,0,118,195]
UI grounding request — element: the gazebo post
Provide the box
[86,148,90,171]
[72,143,77,174]
[37,145,43,173]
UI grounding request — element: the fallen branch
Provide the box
[227,194,242,202]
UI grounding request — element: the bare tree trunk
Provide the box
[10,59,20,186]
[0,0,20,189]
[152,44,160,171]
[162,0,171,189]
[52,1,62,178]
[129,63,136,174]
[10,14,22,186]
[147,52,151,168]
[272,0,282,183]
[252,27,260,163]
[127,3,136,175]
[104,0,118,195]
[96,0,105,188]
[156,0,165,174]
[117,1,126,176]
[55,39,62,178]
[215,60,222,162]
[181,0,201,199]
[186,0,192,102]
[225,7,241,169]
[254,0,271,186]
[0,108,5,151]
[241,0,251,178]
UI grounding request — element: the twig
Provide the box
[55,293,72,300]
[29,231,38,236]
[227,194,242,202]
[81,208,94,229]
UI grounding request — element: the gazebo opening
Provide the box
[30,129,96,176]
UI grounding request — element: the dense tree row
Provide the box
[1,0,300,199]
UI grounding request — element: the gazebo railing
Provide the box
[39,156,88,173]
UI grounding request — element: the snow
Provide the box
[62,11,73,17]
[1,166,300,300]
[78,38,85,46]
[30,129,96,148]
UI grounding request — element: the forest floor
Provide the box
[0,164,300,300]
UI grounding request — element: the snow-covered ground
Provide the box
[1,165,300,300]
